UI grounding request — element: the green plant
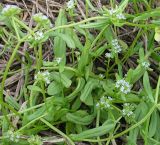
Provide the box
[0,0,160,145]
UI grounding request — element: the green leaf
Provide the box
[70,122,115,140]
[143,72,154,102]
[71,97,82,111]
[134,102,149,121]
[127,128,139,145]
[27,85,43,93]
[5,96,20,110]
[129,65,145,84]
[47,81,62,95]
[66,111,95,125]
[53,9,67,72]
[133,8,160,22]
[78,39,91,74]
[154,27,160,42]
[91,44,108,58]
[148,110,157,138]
[66,78,85,102]
[80,79,99,106]
[65,28,83,50]
[86,0,97,11]
[139,47,145,60]
[118,0,129,12]
[50,72,72,88]
[53,32,75,48]
[80,20,109,29]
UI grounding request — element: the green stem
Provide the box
[40,118,75,145]
[96,109,102,145]
[16,114,47,133]
[12,17,20,40]
[0,42,21,111]
[13,17,34,34]
[46,16,106,34]
[155,76,160,103]
[38,44,43,69]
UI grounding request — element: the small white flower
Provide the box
[122,109,127,116]
[122,109,133,117]
[33,13,48,20]
[116,79,131,94]
[127,111,133,116]
[33,13,52,27]
[112,39,118,44]
[122,103,135,116]
[1,5,20,16]
[96,96,112,110]
[108,96,113,101]
[99,74,104,78]
[34,31,44,41]
[55,57,62,64]
[111,39,122,53]
[108,8,117,15]
[124,103,130,106]
[96,102,100,107]
[28,135,42,145]
[142,61,150,69]
[116,13,126,20]
[67,0,74,9]
[34,71,50,84]
[6,130,20,143]
[105,53,112,58]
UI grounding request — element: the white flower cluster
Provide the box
[96,96,113,109]
[99,74,105,78]
[33,13,48,21]
[116,13,126,20]
[55,57,62,64]
[105,52,112,58]
[34,71,50,84]
[141,61,150,69]
[108,8,117,15]
[108,8,126,20]
[33,13,52,27]
[1,5,21,16]
[67,0,75,9]
[34,31,44,41]
[122,103,135,118]
[122,108,133,117]
[111,39,122,53]
[116,79,131,94]
[6,130,20,143]
[28,135,42,145]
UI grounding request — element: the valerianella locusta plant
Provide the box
[1,5,21,17]
[116,79,131,94]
